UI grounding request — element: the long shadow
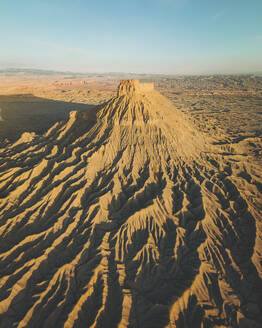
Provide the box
[0,94,95,142]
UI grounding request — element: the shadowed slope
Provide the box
[0,80,261,328]
[0,94,93,142]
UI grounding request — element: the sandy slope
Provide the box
[0,80,261,328]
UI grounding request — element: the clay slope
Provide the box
[0,80,262,328]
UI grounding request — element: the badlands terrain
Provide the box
[0,74,262,327]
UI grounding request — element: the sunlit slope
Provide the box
[0,80,261,328]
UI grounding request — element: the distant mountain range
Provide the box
[1,68,262,77]
[0,68,169,78]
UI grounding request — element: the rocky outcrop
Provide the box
[117,79,154,96]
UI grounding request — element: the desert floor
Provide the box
[0,75,261,328]
[1,74,261,151]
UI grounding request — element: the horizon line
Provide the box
[0,67,262,77]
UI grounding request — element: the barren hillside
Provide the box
[0,80,261,327]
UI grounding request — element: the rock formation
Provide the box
[117,80,154,96]
[0,80,261,327]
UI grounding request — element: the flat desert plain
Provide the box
[0,73,261,328]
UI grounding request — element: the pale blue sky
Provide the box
[0,0,261,74]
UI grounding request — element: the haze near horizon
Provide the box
[0,0,262,74]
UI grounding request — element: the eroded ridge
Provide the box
[0,81,261,328]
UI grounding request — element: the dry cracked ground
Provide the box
[0,78,261,328]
